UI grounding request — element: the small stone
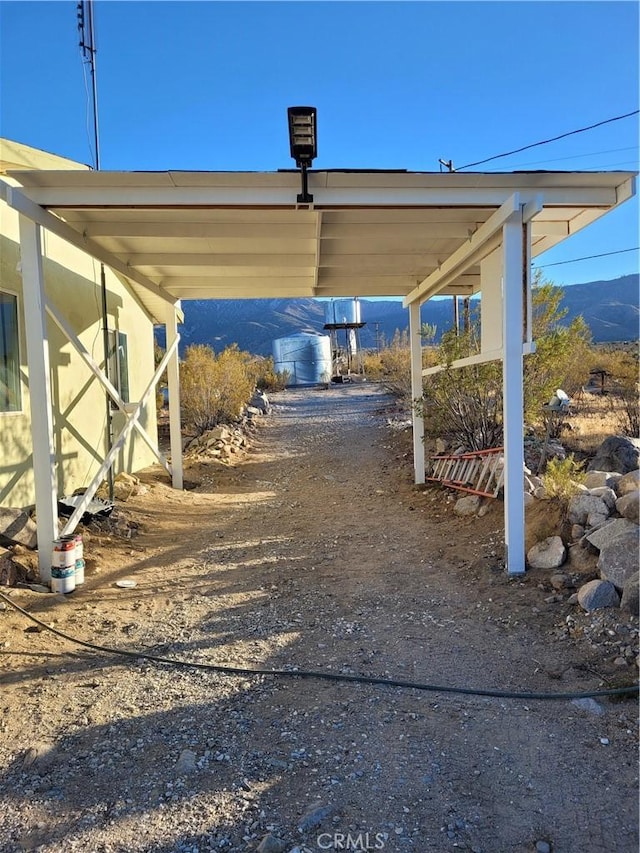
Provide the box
[453,495,481,517]
[621,572,639,614]
[174,749,197,774]
[256,834,286,853]
[616,491,640,523]
[600,737,610,745]
[535,841,551,853]
[550,573,572,591]
[571,524,585,541]
[571,698,604,716]
[588,487,618,510]
[298,802,333,832]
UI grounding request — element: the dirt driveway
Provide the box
[1,383,638,853]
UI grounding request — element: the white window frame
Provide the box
[0,287,23,415]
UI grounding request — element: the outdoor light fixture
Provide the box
[288,106,317,203]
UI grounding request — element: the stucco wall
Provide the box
[0,189,159,509]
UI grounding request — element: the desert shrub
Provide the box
[180,343,256,434]
[362,350,384,379]
[542,454,585,501]
[253,356,290,392]
[377,329,412,399]
[524,278,592,419]
[418,327,504,450]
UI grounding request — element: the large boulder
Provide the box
[616,469,640,497]
[620,572,639,615]
[584,471,618,490]
[588,436,640,474]
[577,579,620,612]
[586,518,638,552]
[527,536,566,570]
[0,508,38,549]
[598,532,640,591]
[567,494,609,526]
[616,491,640,523]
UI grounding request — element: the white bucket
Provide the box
[73,534,85,585]
[51,537,76,593]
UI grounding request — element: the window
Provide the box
[107,330,130,405]
[0,291,22,413]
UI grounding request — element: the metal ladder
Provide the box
[426,447,504,498]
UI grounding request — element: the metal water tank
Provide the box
[324,298,361,326]
[272,333,332,386]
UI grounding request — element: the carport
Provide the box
[0,167,635,578]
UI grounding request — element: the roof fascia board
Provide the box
[0,180,178,309]
[16,185,619,209]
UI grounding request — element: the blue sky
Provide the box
[0,0,638,286]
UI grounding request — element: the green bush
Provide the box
[543,455,585,500]
[253,356,290,392]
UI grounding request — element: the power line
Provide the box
[534,247,639,269]
[455,110,640,171]
[482,146,638,171]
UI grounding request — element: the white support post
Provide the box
[502,214,526,576]
[18,216,58,581]
[409,300,425,484]
[165,303,183,489]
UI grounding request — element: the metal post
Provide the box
[165,303,183,489]
[18,216,59,581]
[502,214,526,575]
[409,301,425,484]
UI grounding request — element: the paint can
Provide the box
[51,536,76,594]
[73,534,85,585]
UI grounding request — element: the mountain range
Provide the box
[156,274,638,356]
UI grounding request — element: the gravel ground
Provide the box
[0,382,638,853]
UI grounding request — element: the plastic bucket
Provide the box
[51,537,76,594]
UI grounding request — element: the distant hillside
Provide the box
[156,274,638,355]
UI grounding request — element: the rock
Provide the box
[595,525,639,591]
[586,511,609,529]
[174,749,197,774]
[115,471,139,486]
[453,495,481,517]
[620,572,639,615]
[250,390,271,415]
[527,536,566,570]
[587,487,618,511]
[584,471,613,490]
[616,491,640,522]
[567,494,609,526]
[550,573,572,591]
[533,485,548,500]
[535,842,551,853]
[0,508,38,549]
[297,802,333,833]
[586,518,637,551]
[577,580,620,611]
[570,524,585,541]
[256,834,286,853]
[0,548,16,586]
[588,436,640,474]
[571,697,605,716]
[616,469,640,497]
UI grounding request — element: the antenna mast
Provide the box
[77,0,100,169]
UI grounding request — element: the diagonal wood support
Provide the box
[44,298,171,475]
[60,338,179,535]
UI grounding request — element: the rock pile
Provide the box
[185,391,271,463]
[526,437,640,616]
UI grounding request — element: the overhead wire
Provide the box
[0,591,637,702]
[455,109,640,171]
[534,247,639,269]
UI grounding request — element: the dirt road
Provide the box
[1,383,638,853]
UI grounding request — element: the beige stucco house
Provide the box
[0,139,160,510]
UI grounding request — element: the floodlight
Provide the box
[288,106,317,203]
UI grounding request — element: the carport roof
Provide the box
[2,167,635,323]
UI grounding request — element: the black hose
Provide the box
[1,590,637,701]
